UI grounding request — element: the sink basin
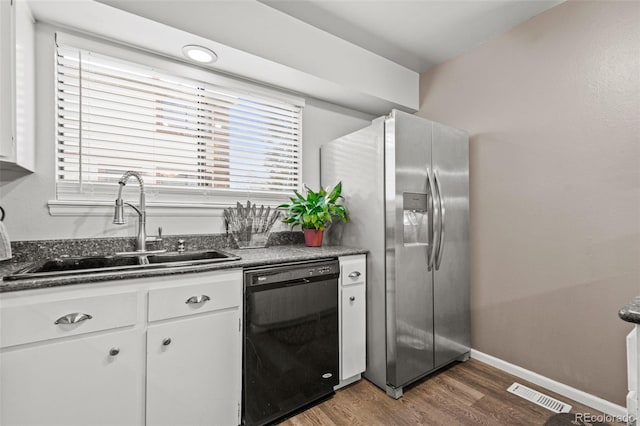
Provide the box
[32,256,141,273]
[4,249,241,281]
[147,250,239,265]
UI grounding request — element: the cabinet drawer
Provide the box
[1,291,138,348]
[340,255,366,287]
[148,270,242,322]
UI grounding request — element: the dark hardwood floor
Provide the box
[281,359,623,426]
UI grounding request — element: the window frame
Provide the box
[51,32,305,215]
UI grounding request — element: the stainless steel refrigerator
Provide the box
[320,109,470,398]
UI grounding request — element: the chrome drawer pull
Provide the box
[349,296,356,302]
[162,338,172,346]
[54,313,93,325]
[348,271,361,278]
[185,295,211,304]
[109,347,120,356]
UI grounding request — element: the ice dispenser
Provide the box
[402,192,430,246]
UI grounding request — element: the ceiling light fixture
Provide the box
[182,45,218,64]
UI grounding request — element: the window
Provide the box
[55,36,303,205]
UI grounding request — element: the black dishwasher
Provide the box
[243,259,340,426]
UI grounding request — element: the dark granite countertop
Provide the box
[619,296,640,324]
[0,245,367,293]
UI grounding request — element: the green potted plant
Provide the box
[278,182,349,247]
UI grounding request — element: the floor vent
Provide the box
[507,382,572,413]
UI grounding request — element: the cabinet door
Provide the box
[13,0,35,170]
[146,309,241,426]
[341,283,366,380]
[0,0,14,160]
[0,0,34,170]
[0,329,144,426]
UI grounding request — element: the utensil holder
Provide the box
[233,232,270,249]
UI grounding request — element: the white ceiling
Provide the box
[39,0,564,114]
[259,0,564,72]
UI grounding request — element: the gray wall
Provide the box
[418,0,640,404]
[0,23,372,241]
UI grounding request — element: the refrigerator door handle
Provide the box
[427,168,438,271]
[434,170,446,270]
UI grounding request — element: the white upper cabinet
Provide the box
[0,0,35,175]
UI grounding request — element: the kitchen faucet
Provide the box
[113,170,151,252]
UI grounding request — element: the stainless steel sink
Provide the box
[32,256,142,272]
[4,249,241,281]
[147,250,235,265]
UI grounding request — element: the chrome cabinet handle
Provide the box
[54,312,93,325]
[348,271,361,278]
[349,296,356,302]
[162,338,172,346]
[434,170,446,270]
[427,168,438,271]
[109,347,120,356]
[185,295,211,304]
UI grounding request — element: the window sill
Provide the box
[47,200,283,217]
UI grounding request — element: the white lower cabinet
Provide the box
[0,269,243,426]
[337,254,367,388]
[1,328,144,426]
[146,310,241,426]
[341,283,366,380]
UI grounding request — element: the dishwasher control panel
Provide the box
[308,265,333,276]
[245,259,339,286]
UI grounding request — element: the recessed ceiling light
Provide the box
[182,45,218,64]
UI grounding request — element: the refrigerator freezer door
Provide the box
[432,122,470,367]
[385,111,435,388]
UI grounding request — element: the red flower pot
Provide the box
[303,229,324,247]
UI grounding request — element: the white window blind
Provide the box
[55,39,303,203]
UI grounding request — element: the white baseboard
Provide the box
[470,349,626,418]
